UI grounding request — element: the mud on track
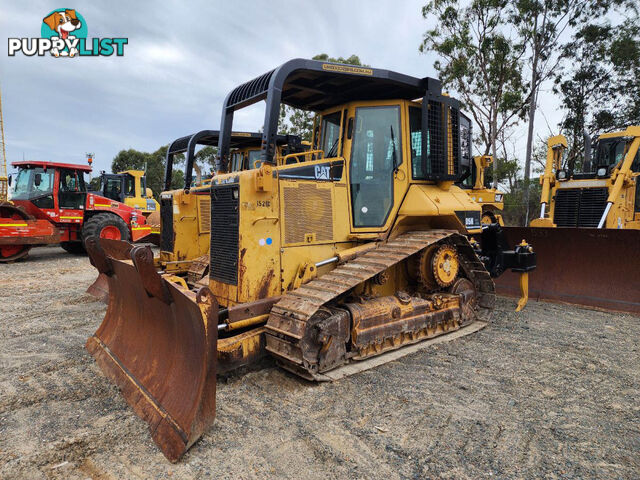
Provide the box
[1,246,639,479]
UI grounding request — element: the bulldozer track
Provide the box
[265,230,495,376]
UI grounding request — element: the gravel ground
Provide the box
[0,246,639,479]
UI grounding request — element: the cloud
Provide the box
[0,0,562,179]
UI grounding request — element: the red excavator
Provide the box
[0,160,152,261]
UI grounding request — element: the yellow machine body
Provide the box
[208,99,482,307]
[462,155,505,225]
[117,169,160,215]
[158,145,317,276]
[531,127,640,229]
[495,127,640,315]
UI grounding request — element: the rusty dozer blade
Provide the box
[494,227,640,315]
[85,238,218,462]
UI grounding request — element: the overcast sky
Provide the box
[0,0,563,177]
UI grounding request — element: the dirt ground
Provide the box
[0,246,638,479]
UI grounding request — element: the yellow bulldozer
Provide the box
[85,59,536,462]
[495,127,640,313]
[532,128,640,229]
[159,130,309,279]
[87,130,310,301]
[459,154,505,225]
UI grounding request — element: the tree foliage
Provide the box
[508,0,632,222]
[111,146,184,198]
[421,0,529,188]
[422,0,639,224]
[556,14,640,167]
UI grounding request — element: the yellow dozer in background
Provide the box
[87,131,309,300]
[85,59,536,462]
[495,127,640,313]
[158,130,309,280]
[459,154,505,225]
[89,169,160,234]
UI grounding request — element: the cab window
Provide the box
[230,151,243,172]
[459,115,473,187]
[248,150,262,169]
[59,169,86,209]
[594,139,627,172]
[321,112,342,158]
[409,106,429,179]
[104,178,122,201]
[59,169,85,192]
[124,175,135,197]
[12,167,55,201]
[632,146,640,173]
[349,106,401,228]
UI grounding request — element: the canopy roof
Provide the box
[12,160,92,172]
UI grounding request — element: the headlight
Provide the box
[495,194,503,202]
[597,167,607,177]
[557,170,567,180]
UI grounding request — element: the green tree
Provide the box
[111,149,149,172]
[556,15,640,168]
[193,145,217,182]
[279,54,368,141]
[111,146,184,198]
[508,0,636,223]
[421,0,528,187]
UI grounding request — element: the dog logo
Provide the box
[42,9,83,57]
[8,8,127,58]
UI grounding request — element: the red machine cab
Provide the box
[0,161,151,261]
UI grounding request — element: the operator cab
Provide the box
[302,99,478,231]
[215,59,482,236]
[565,133,640,180]
[592,137,640,177]
[164,130,307,192]
[91,172,144,203]
[10,161,89,212]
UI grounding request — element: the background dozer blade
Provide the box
[494,227,640,315]
[86,241,218,462]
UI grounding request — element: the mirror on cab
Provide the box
[34,173,42,187]
[7,174,11,186]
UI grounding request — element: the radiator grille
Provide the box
[160,196,174,252]
[198,197,211,233]
[210,184,239,285]
[283,182,334,244]
[553,188,608,228]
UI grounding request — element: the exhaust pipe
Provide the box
[583,130,592,173]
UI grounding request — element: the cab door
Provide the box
[345,102,409,233]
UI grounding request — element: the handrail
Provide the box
[279,149,325,165]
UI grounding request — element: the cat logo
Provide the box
[314,165,330,180]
